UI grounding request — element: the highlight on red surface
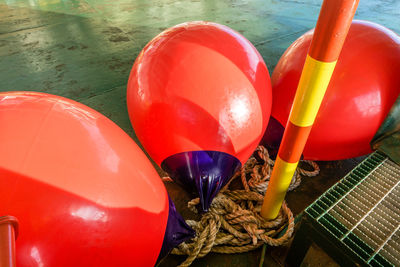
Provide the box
[127,21,272,211]
[262,20,400,160]
[0,91,170,266]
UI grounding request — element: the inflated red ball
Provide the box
[268,20,400,160]
[128,21,272,164]
[127,21,272,211]
[0,92,168,266]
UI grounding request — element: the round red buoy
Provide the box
[127,21,272,211]
[0,92,169,266]
[263,20,400,160]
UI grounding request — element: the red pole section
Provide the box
[261,0,359,220]
[0,216,18,267]
[309,0,359,62]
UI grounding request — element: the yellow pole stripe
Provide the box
[260,156,299,220]
[289,55,337,127]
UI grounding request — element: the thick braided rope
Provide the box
[168,146,319,267]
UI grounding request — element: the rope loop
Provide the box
[168,146,319,267]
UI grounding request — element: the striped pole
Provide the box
[261,0,359,220]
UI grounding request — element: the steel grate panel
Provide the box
[306,152,400,266]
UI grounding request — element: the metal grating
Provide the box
[306,152,400,267]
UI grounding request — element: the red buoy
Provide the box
[0,92,169,266]
[127,22,272,211]
[264,20,400,160]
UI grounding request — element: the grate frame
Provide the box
[302,151,400,267]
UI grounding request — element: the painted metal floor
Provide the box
[1,0,399,266]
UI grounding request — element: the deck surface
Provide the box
[1,0,399,266]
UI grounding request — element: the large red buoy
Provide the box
[263,20,400,160]
[127,21,272,211]
[0,92,170,266]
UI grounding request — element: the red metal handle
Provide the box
[0,216,18,267]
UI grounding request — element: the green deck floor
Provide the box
[1,0,399,266]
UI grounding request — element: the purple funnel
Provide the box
[156,195,195,263]
[161,151,241,212]
[260,117,285,159]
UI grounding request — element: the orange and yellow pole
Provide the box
[261,0,359,220]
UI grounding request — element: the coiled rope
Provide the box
[163,146,319,267]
